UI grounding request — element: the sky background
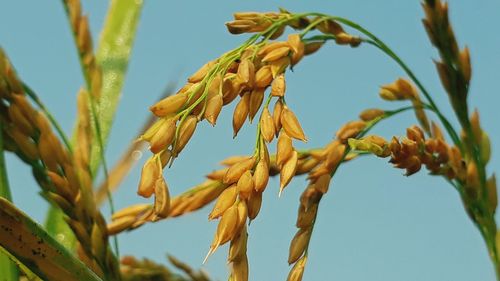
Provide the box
[1,1,500,280]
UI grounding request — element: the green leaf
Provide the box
[91,0,144,175]
[0,123,20,281]
[0,198,103,281]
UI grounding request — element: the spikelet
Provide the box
[260,107,275,142]
[281,106,307,141]
[359,108,384,121]
[280,151,298,194]
[153,177,170,218]
[253,159,270,192]
[248,88,265,122]
[288,228,311,264]
[149,118,176,154]
[223,157,255,185]
[277,132,294,168]
[271,74,286,97]
[287,256,307,281]
[255,66,273,88]
[273,99,283,135]
[205,93,223,126]
[173,115,197,155]
[149,92,188,117]
[237,170,254,200]
[233,93,250,137]
[209,185,237,220]
[138,157,160,198]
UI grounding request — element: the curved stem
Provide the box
[330,16,462,149]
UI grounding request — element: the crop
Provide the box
[0,1,497,280]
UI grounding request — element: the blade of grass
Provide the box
[0,197,103,281]
[0,123,20,281]
[90,0,144,175]
[0,246,42,281]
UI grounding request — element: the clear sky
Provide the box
[1,1,500,280]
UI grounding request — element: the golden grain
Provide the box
[233,93,250,137]
[260,107,275,143]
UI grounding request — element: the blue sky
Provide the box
[1,1,500,280]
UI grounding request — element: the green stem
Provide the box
[331,17,461,148]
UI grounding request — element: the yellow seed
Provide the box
[288,34,305,65]
[221,155,251,166]
[37,133,59,172]
[6,127,39,162]
[248,88,265,122]
[209,185,237,220]
[149,118,176,154]
[296,204,317,229]
[314,174,331,194]
[459,47,471,83]
[260,107,275,143]
[466,162,480,193]
[46,171,74,203]
[111,204,152,220]
[215,204,239,246]
[270,57,290,77]
[230,256,249,281]
[206,168,229,181]
[296,158,319,175]
[150,92,188,117]
[255,66,273,88]
[262,46,290,62]
[281,106,307,142]
[235,201,248,233]
[107,216,136,235]
[237,59,255,89]
[8,104,35,136]
[222,74,239,105]
[288,228,311,264]
[316,19,344,35]
[233,93,250,137]
[470,109,482,145]
[336,120,366,141]
[277,132,293,168]
[253,159,269,192]
[224,157,255,185]
[273,99,283,135]
[153,177,171,218]
[359,108,384,121]
[271,73,286,97]
[280,150,298,193]
[228,225,248,262]
[257,42,289,56]
[91,224,105,260]
[225,20,257,34]
[205,94,223,126]
[137,157,160,198]
[188,60,216,83]
[173,115,197,154]
[325,144,346,171]
[237,170,254,200]
[247,190,262,220]
[304,41,324,55]
[287,256,307,281]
